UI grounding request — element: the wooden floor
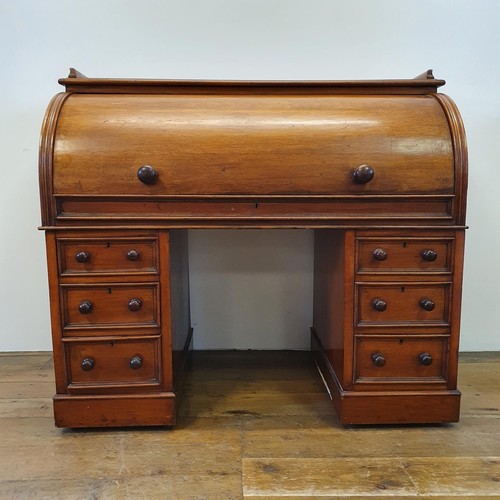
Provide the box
[0,351,499,499]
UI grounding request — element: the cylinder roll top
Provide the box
[39,74,467,227]
[52,94,454,196]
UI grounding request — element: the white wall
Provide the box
[0,0,499,351]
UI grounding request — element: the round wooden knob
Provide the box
[75,251,90,263]
[353,164,375,184]
[419,352,433,366]
[372,248,387,261]
[372,353,386,367]
[420,298,435,311]
[78,300,93,314]
[128,298,142,312]
[81,357,95,371]
[137,165,158,185]
[130,356,143,369]
[422,249,438,262]
[372,298,387,312]
[127,249,140,261]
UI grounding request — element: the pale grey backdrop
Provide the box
[0,0,498,350]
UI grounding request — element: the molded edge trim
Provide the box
[58,71,446,94]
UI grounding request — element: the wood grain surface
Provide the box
[52,95,454,196]
[0,350,498,498]
[38,74,468,429]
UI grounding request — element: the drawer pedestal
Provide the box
[45,230,191,427]
[313,228,464,424]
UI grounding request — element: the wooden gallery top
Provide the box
[39,69,468,427]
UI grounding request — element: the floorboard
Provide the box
[0,350,498,499]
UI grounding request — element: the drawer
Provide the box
[357,237,452,274]
[66,338,159,386]
[62,284,159,329]
[355,337,447,382]
[356,283,450,327]
[53,94,454,197]
[58,237,158,275]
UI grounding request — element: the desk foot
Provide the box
[53,393,176,428]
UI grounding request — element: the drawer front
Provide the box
[66,339,159,386]
[58,237,158,275]
[53,94,454,196]
[62,284,158,328]
[357,238,452,274]
[356,283,450,326]
[355,337,447,382]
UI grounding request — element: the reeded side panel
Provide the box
[39,92,72,226]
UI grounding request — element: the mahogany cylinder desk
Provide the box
[39,69,467,427]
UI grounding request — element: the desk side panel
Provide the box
[167,230,192,388]
[313,230,355,391]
